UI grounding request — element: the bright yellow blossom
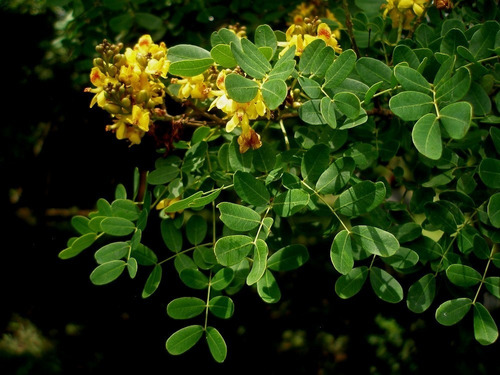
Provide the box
[280,22,341,57]
[382,0,429,30]
[174,74,216,101]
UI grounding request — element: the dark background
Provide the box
[1,1,499,374]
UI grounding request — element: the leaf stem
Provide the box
[279,119,290,151]
[472,244,496,305]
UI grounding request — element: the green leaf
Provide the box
[323,49,357,89]
[257,270,281,303]
[261,79,287,110]
[189,189,221,209]
[209,296,235,319]
[356,57,392,87]
[320,97,337,128]
[299,99,325,125]
[440,28,468,55]
[211,268,235,291]
[193,246,217,270]
[233,170,270,206]
[109,13,133,32]
[407,274,436,313]
[330,230,354,275]
[335,266,368,299]
[393,45,420,69]
[301,144,330,184]
[268,57,296,80]
[464,82,491,117]
[167,297,206,320]
[383,247,419,269]
[469,20,500,60]
[214,235,254,266]
[142,264,162,298]
[162,191,203,213]
[388,223,422,243]
[299,39,326,74]
[333,180,385,217]
[267,244,309,271]
[485,277,500,299]
[364,81,383,105]
[389,91,434,121]
[253,143,276,173]
[131,244,157,266]
[166,325,203,355]
[186,215,208,245]
[273,189,310,217]
[135,12,163,31]
[247,239,268,285]
[479,158,500,188]
[218,202,261,232]
[95,242,130,264]
[393,65,431,93]
[111,199,139,221]
[169,58,214,77]
[309,45,335,78]
[299,76,322,99]
[316,157,355,194]
[180,268,209,289]
[168,44,211,61]
[101,217,136,236]
[488,193,500,228]
[412,113,442,160]
[435,67,471,105]
[369,267,404,303]
[334,92,360,119]
[231,39,270,79]
[474,302,499,345]
[439,102,472,140]
[228,137,252,172]
[225,73,259,103]
[58,233,97,260]
[127,258,137,279]
[446,264,482,287]
[435,298,472,326]
[71,216,93,235]
[161,219,183,252]
[211,28,241,48]
[410,236,443,261]
[351,225,399,257]
[340,108,368,130]
[206,327,227,363]
[424,201,464,234]
[255,24,277,54]
[90,260,126,285]
[210,44,237,68]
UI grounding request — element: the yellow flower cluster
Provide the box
[382,0,429,30]
[289,1,342,39]
[85,35,170,144]
[280,22,342,57]
[209,71,268,153]
[172,71,218,101]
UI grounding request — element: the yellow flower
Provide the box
[280,22,341,57]
[106,117,144,145]
[128,105,150,132]
[86,67,116,108]
[316,23,342,53]
[382,0,429,29]
[174,74,215,100]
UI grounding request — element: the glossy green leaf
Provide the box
[186,215,208,245]
[166,325,203,355]
[225,73,259,103]
[168,44,211,61]
[435,67,471,105]
[320,97,337,128]
[299,76,322,99]
[299,39,326,74]
[446,264,482,287]
[209,296,235,319]
[407,274,436,313]
[335,266,368,299]
[246,239,268,285]
[231,39,270,79]
[383,247,419,269]
[214,235,254,266]
[210,268,235,291]
[142,264,162,298]
[309,45,335,78]
[469,20,500,59]
[188,189,221,209]
[71,215,93,235]
[218,202,261,232]
[474,303,499,345]
[210,44,237,68]
[412,113,442,160]
[267,244,309,271]
[206,327,227,363]
[464,82,491,117]
[488,193,500,228]
[389,91,434,121]
[95,242,130,264]
[410,236,443,261]
[479,158,500,188]
[257,270,281,303]
[90,260,126,285]
[485,277,500,299]
[333,181,385,217]
[334,92,360,119]
[330,230,354,275]
[394,65,431,93]
[211,28,241,48]
[252,143,277,173]
[299,99,325,125]
[255,24,277,53]
[169,58,214,77]
[388,223,422,243]
[233,170,270,206]
[435,298,472,326]
[424,201,464,234]
[161,219,183,252]
[261,79,287,110]
[393,45,420,69]
[111,199,139,221]
[439,102,472,140]
[101,217,136,236]
[58,233,97,260]
[323,49,357,89]
[351,225,399,257]
[228,137,252,172]
[127,257,137,279]
[167,297,206,320]
[356,57,392,87]
[131,243,157,266]
[268,57,296,80]
[301,144,330,184]
[174,253,197,274]
[316,157,355,195]
[440,28,468,55]
[273,189,310,217]
[364,81,383,105]
[369,267,404,303]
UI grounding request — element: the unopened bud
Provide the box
[146,99,156,109]
[292,101,302,108]
[136,53,148,67]
[113,54,126,67]
[153,51,165,60]
[108,65,118,77]
[93,58,105,68]
[104,103,122,114]
[136,90,150,104]
[121,97,131,108]
[96,45,104,54]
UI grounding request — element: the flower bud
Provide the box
[113,54,126,67]
[120,97,131,108]
[146,99,156,109]
[136,90,150,104]
[108,65,118,77]
[96,45,104,54]
[93,58,105,68]
[136,53,148,67]
[104,103,122,114]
